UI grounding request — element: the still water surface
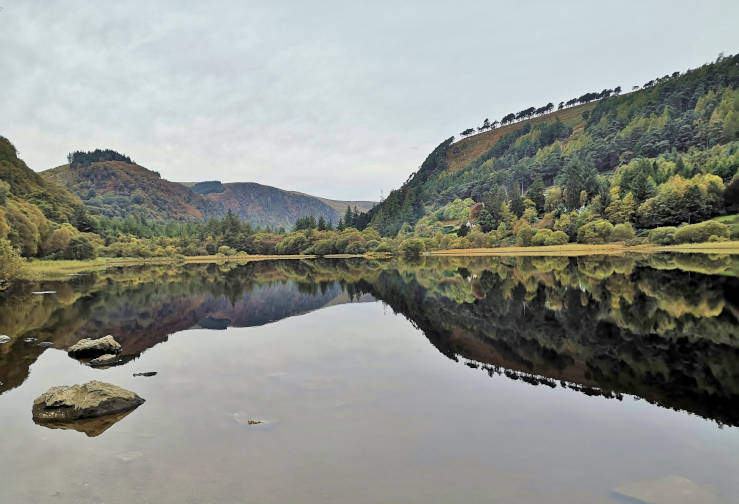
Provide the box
[0,255,737,503]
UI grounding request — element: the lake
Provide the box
[1,255,738,503]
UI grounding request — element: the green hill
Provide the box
[365,54,739,240]
[0,136,93,259]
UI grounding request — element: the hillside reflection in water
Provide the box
[0,254,737,503]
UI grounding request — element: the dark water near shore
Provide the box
[1,254,738,503]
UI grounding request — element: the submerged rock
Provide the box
[88,354,120,368]
[133,372,157,377]
[32,380,145,422]
[67,335,122,358]
[37,341,54,348]
[0,335,11,344]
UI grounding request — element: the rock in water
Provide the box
[32,381,144,421]
[88,354,120,367]
[67,335,122,358]
[0,335,11,344]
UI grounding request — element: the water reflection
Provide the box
[33,407,138,437]
[1,254,737,427]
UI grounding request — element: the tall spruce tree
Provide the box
[527,174,546,213]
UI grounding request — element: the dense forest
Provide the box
[363,53,738,244]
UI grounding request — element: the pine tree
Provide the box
[344,206,354,228]
[477,208,497,232]
[509,184,525,217]
[527,174,546,213]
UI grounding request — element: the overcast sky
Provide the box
[1,1,737,200]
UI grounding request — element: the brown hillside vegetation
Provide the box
[446,102,597,173]
[43,158,376,228]
[43,161,210,221]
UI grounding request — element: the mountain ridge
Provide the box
[42,162,376,229]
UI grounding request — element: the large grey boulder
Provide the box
[32,381,145,421]
[67,335,122,358]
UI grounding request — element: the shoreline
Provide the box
[15,241,739,280]
[428,241,739,257]
[17,253,389,280]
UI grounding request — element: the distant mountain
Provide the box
[42,161,376,228]
[182,180,376,228]
[174,180,331,228]
[290,192,375,215]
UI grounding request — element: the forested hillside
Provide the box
[43,158,215,222]
[0,137,99,273]
[2,143,382,268]
[365,54,739,245]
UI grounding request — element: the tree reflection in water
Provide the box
[1,254,737,425]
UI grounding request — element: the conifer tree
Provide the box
[526,174,546,213]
